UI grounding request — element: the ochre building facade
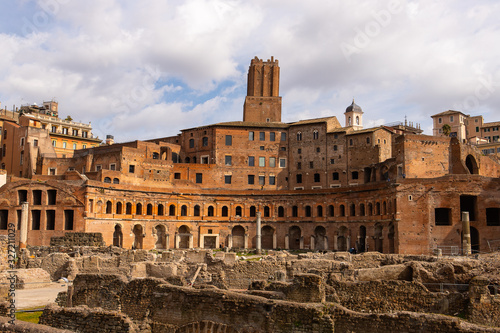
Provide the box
[1,57,499,255]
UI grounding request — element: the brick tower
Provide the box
[243,56,282,123]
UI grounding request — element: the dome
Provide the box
[345,99,363,114]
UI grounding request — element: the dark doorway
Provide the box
[460,195,477,221]
[289,226,301,250]
[261,226,274,249]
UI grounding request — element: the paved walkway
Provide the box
[13,283,68,310]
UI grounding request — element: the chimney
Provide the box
[106,135,115,145]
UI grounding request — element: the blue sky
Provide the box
[0,0,499,142]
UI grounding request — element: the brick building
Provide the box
[0,57,499,255]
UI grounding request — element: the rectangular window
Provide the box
[82,131,88,138]
[20,138,24,146]
[46,210,56,230]
[96,165,102,171]
[249,131,254,141]
[72,143,77,149]
[296,174,302,183]
[270,132,275,141]
[64,210,74,230]
[49,168,56,175]
[72,129,78,136]
[31,210,41,230]
[269,157,276,168]
[33,139,38,147]
[174,172,181,179]
[196,173,203,184]
[279,158,286,168]
[259,176,265,185]
[0,210,7,230]
[486,208,500,226]
[435,208,451,226]
[281,132,287,141]
[18,190,28,204]
[62,128,68,135]
[476,126,479,132]
[259,157,265,167]
[450,116,454,122]
[248,156,255,166]
[83,144,87,149]
[52,126,57,133]
[47,189,57,205]
[129,165,135,173]
[332,172,339,180]
[309,161,314,169]
[224,175,232,184]
[20,151,24,165]
[62,142,67,149]
[225,155,232,166]
[33,190,42,205]
[269,176,276,185]
[52,140,57,147]
[259,132,265,141]
[297,162,301,169]
[110,163,116,171]
[330,159,335,164]
[248,175,255,184]
[225,135,232,146]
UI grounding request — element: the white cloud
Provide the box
[0,0,499,142]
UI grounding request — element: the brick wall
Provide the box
[50,232,104,247]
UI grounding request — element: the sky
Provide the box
[0,0,499,143]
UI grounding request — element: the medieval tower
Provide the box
[243,56,282,123]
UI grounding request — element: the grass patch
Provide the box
[16,308,43,324]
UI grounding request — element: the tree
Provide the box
[442,124,451,136]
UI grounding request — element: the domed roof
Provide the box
[345,99,363,114]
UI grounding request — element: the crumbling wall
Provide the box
[39,305,137,333]
[0,316,73,333]
[50,233,104,247]
[467,276,500,327]
[328,279,467,316]
[72,274,128,311]
[0,236,7,272]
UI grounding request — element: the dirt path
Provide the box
[13,283,69,310]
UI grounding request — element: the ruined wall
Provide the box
[0,236,7,272]
[39,305,138,333]
[50,232,104,247]
[329,280,466,316]
[0,316,73,333]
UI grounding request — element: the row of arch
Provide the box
[101,199,396,218]
[114,222,395,253]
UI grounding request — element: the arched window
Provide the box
[356,116,360,125]
[169,204,176,216]
[278,206,285,217]
[136,203,142,215]
[235,206,242,217]
[305,205,312,217]
[106,201,112,214]
[376,202,381,215]
[296,132,302,141]
[104,177,111,183]
[185,157,190,163]
[189,139,194,148]
[152,152,159,159]
[313,130,319,140]
[317,205,323,217]
[328,205,334,217]
[158,204,164,216]
[202,137,208,146]
[368,203,373,216]
[250,206,256,217]
[350,204,356,216]
[113,178,119,184]
[116,202,122,214]
[383,201,387,215]
[147,204,153,215]
[348,116,352,126]
[366,137,370,144]
[194,205,200,216]
[126,203,132,214]
[181,205,188,216]
[264,206,270,217]
[292,205,298,217]
[222,206,228,217]
[360,203,365,216]
[207,205,214,216]
[340,204,345,217]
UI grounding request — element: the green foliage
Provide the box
[16,309,43,324]
[442,124,452,136]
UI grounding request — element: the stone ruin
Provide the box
[0,245,500,332]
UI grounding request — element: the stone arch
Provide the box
[106,200,112,214]
[154,224,166,249]
[289,226,301,250]
[113,224,123,247]
[314,226,327,251]
[133,224,143,249]
[178,225,191,249]
[261,225,274,249]
[374,223,383,253]
[358,226,367,252]
[388,223,395,253]
[175,321,240,333]
[337,226,348,251]
[465,155,479,174]
[116,202,122,214]
[231,225,245,249]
